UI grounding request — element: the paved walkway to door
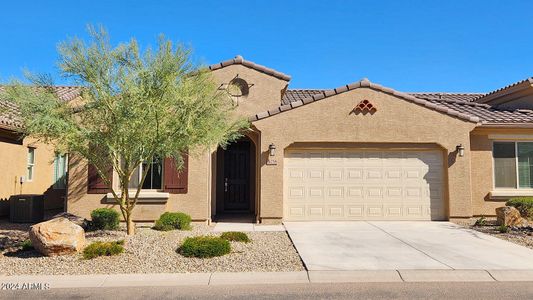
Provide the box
[284,221,533,271]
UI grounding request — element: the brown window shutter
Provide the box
[87,163,112,194]
[163,154,188,194]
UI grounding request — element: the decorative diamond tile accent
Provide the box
[353,99,377,114]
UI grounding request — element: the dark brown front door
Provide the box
[223,141,250,211]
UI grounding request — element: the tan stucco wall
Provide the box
[0,132,64,216]
[66,151,211,222]
[210,64,288,117]
[253,87,478,222]
[470,127,533,216]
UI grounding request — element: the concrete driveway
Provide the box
[284,221,533,271]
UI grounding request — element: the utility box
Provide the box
[9,194,44,223]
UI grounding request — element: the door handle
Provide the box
[224,178,228,192]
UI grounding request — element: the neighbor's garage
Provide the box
[284,149,446,221]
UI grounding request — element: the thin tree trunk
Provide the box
[126,213,135,235]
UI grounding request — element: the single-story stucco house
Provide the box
[66,56,533,224]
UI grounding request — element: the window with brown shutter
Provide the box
[163,154,188,194]
[87,163,113,194]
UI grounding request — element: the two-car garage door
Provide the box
[284,149,446,221]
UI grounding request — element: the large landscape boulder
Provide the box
[51,212,89,230]
[29,217,86,256]
[496,206,528,227]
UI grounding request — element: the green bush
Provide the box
[19,239,33,251]
[90,208,120,231]
[153,212,192,231]
[179,236,230,258]
[506,197,533,219]
[497,225,509,233]
[83,240,125,259]
[220,231,251,243]
[474,216,487,227]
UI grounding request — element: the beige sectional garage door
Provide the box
[284,149,446,221]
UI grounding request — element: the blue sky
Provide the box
[1,0,532,92]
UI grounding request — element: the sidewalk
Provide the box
[2,270,533,289]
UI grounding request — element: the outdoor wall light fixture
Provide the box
[269,143,276,156]
[456,144,465,157]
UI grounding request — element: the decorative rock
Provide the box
[52,212,89,230]
[29,217,86,256]
[496,206,528,227]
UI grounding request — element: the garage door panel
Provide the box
[284,149,446,221]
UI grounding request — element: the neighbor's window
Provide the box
[53,154,68,189]
[128,158,162,190]
[27,147,35,181]
[493,141,533,188]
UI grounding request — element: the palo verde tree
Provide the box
[2,26,248,234]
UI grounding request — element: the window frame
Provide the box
[114,159,164,192]
[53,153,68,189]
[27,147,35,182]
[492,140,533,190]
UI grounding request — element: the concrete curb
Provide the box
[2,270,533,289]
[308,270,402,283]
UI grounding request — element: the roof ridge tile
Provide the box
[208,55,291,81]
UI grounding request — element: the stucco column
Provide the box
[446,142,474,219]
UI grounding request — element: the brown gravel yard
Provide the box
[469,225,533,250]
[0,221,304,276]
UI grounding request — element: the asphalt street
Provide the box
[1,282,533,300]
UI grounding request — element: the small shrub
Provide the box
[220,231,251,243]
[497,225,509,233]
[474,216,487,227]
[179,236,230,258]
[154,212,192,231]
[83,240,125,259]
[506,197,533,219]
[90,208,120,231]
[19,239,33,251]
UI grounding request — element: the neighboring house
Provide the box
[0,86,81,216]
[67,56,533,224]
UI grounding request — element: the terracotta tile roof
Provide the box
[472,77,533,103]
[424,98,533,124]
[0,86,83,131]
[253,79,482,123]
[408,92,482,102]
[208,55,291,82]
[277,86,533,125]
[282,89,325,105]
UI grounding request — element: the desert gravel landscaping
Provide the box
[0,221,304,276]
[470,224,533,250]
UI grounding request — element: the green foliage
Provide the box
[474,216,487,227]
[153,212,192,231]
[506,197,533,219]
[497,225,509,233]
[19,239,33,251]
[1,25,248,235]
[179,236,231,258]
[90,208,120,231]
[220,231,250,243]
[83,240,125,259]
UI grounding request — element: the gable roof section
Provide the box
[0,86,83,131]
[208,55,291,82]
[472,77,533,103]
[252,78,482,123]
